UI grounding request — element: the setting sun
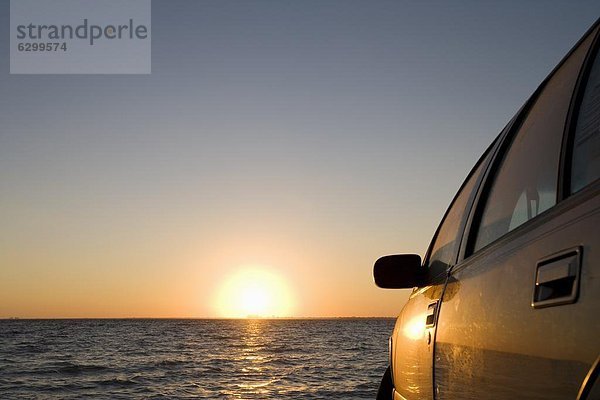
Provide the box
[216,267,294,318]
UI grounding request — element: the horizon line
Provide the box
[1,316,397,320]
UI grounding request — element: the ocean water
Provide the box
[0,318,394,399]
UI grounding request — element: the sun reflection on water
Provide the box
[231,319,278,395]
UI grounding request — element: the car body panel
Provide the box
[434,184,600,399]
[390,284,442,399]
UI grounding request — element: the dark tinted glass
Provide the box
[571,44,600,193]
[427,150,490,274]
[474,33,593,252]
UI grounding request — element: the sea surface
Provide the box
[0,318,394,399]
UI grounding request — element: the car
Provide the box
[373,18,600,400]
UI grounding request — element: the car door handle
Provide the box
[532,247,582,309]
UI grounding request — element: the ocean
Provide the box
[0,318,394,399]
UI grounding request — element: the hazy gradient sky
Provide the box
[1,1,600,318]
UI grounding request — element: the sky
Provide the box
[1,1,600,318]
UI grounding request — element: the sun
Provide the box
[216,267,294,318]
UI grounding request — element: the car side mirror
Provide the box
[373,254,424,289]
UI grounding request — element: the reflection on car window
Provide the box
[507,190,556,231]
[428,150,490,275]
[473,34,592,252]
[571,45,600,193]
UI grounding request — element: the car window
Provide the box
[571,44,600,193]
[473,34,592,252]
[427,149,491,275]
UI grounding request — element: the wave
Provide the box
[154,359,187,367]
[96,376,140,387]
[52,361,110,374]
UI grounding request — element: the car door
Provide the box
[389,137,497,400]
[434,23,600,400]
